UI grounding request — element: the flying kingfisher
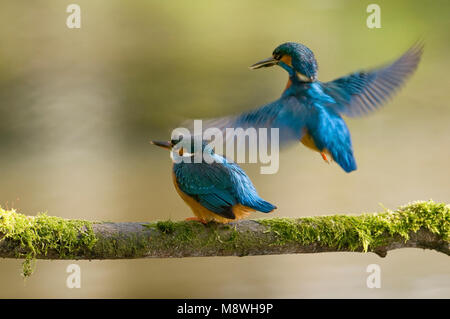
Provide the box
[202,42,423,172]
[151,136,276,223]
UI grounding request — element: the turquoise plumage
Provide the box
[151,137,276,223]
[201,42,423,173]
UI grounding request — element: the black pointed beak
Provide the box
[249,57,278,70]
[150,140,172,150]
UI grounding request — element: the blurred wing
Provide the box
[197,96,309,148]
[323,43,423,117]
[174,162,237,219]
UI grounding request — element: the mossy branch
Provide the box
[0,200,448,277]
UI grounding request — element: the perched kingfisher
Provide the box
[151,136,276,223]
[203,42,423,172]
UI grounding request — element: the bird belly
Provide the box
[300,131,333,161]
[172,173,251,223]
[300,131,320,152]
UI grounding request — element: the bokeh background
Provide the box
[0,0,449,298]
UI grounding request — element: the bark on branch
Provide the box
[0,200,448,276]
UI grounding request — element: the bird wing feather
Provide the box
[322,43,423,117]
[199,96,309,148]
[174,162,237,219]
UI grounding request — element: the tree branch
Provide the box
[0,200,448,276]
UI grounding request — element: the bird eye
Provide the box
[171,135,183,145]
[273,54,282,60]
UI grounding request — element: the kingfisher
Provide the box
[202,42,423,172]
[151,136,276,223]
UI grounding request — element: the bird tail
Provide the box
[333,150,357,173]
[249,198,277,213]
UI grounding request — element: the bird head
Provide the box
[151,135,215,160]
[249,42,318,82]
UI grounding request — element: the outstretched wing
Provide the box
[322,43,423,117]
[174,162,237,219]
[195,96,309,148]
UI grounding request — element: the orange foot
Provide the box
[321,152,330,163]
[185,217,208,224]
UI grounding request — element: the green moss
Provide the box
[0,200,447,276]
[156,220,177,234]
[258,200,449,252]
[143,219,243,253]
[0,208,97,277]
[140,201,448,257]
[144,220,199,241]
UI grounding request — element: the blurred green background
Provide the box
[0,0,449,298]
